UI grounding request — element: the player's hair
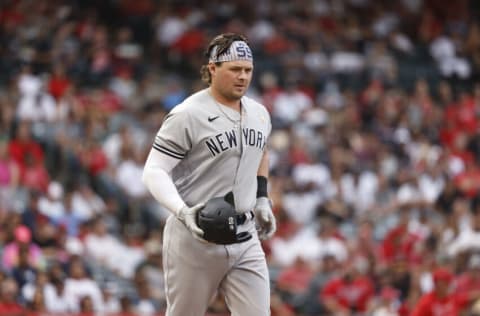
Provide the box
[200,33,250,85]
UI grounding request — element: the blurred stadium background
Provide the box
[1,0,480,315]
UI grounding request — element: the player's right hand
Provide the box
[177,203,205,241]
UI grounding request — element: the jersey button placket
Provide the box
[232,107,245,211]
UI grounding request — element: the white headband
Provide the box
[209,41,253,63]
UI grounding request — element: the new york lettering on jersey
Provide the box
[205,127,267,156]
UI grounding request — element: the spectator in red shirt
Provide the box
[259,72,283,114]
[380,208,421,266]
[48,63,71,101]
[171,28,205,56]
[21,152,50,193]
[455,254,480,295]
[410,267,472,316]
[8,121,44,177]
[79,139,109,176]
[320,260,375,315]
[0,277,24,316]
[453,159,480,197]
[277,256,316,292]
[276,256,316,308]
[455,91,478,135]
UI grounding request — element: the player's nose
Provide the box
[238,69,250,80]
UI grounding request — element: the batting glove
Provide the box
[177,203,205,241]
[254,197,276,240]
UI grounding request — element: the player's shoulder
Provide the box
[169,89,209,115]
[242,95,269,117]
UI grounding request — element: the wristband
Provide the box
[257,176,268,198]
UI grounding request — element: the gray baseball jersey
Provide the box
[153,88,272,316]
[154,88,271,212]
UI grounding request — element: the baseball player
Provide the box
[142,33,276,316]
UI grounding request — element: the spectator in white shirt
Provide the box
[38,181,66,220]
[340,168,379,215]
[101,283,121,314]
[271,216,348,267]
[272,79,313,126]
[103,124,135,168]
[84,216,145,278]
[115,146,148,199]
[63,256,104,313]
[71,181,106,221]
[16,65,57,123]
[447,207,480,258]
[44,270,73,313]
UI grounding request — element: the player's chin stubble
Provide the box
[232,84,249,98]
[221,88,245,102]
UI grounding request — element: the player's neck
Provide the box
[209,88,241,112]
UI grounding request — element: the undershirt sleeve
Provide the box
[143,107,193,215]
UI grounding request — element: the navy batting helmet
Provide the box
[196,194,252,244]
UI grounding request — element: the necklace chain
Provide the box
[208,90,242,125]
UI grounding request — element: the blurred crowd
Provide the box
[1,0,480,315]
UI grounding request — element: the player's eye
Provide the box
[232,67,252,73]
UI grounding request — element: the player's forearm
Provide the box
[142,149,186,215]
[256,149,270,199]
[257,149,269,178]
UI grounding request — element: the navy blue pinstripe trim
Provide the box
[152,143,184,159]
[155,143,185,158]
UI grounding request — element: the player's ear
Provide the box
[208,63,216,77]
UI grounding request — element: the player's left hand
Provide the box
[254,197,276,240]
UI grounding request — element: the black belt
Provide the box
[236,211,255,225]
